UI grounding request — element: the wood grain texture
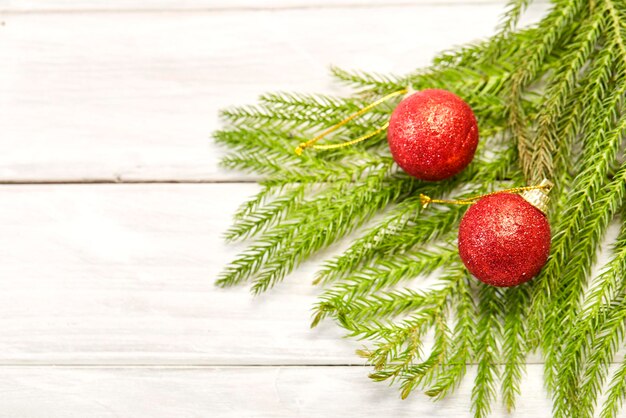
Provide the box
[0,365,555,418]
[0,183,619,367]
[0,2,586,416]
[0,184,362,365]
[1,0,525,13]
[0,4,547,182]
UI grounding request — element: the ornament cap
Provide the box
[520,179,553,215]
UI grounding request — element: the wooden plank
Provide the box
[2,0,524,13]
[0,5,548,183]
[0,365,556,417]
[0,184,619,365]
[0,184,359,365]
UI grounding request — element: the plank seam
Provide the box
[0,362,565,366]
[0,180,260,185]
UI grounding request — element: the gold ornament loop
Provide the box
[295,89,408,155]
[420,180,553,212]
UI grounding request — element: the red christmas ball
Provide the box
[458,193,551,287]
[387,89,479,181]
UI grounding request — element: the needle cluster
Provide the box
[216,1,626,416]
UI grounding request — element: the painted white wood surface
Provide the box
[0,1,585,416]
[1,184,618,418]
[0,365,556,418]
[0,184,360,365]
[1,0,526,12]
[0,4,546,182]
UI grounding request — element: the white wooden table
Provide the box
[0,1,563,416]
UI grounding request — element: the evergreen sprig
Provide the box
[216,1,626,416]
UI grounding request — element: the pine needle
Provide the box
[216,0,626,415]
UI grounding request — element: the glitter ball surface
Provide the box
[458,193,551,287]
[387,89,478,181]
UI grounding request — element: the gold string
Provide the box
[419,185,551,209]
[295,89,408,156]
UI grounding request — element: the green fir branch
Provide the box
[471,284,503,418]
[500,285,530,412]
[425,274,475,400]
[601,354,626,418]
[216,1,626,416]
